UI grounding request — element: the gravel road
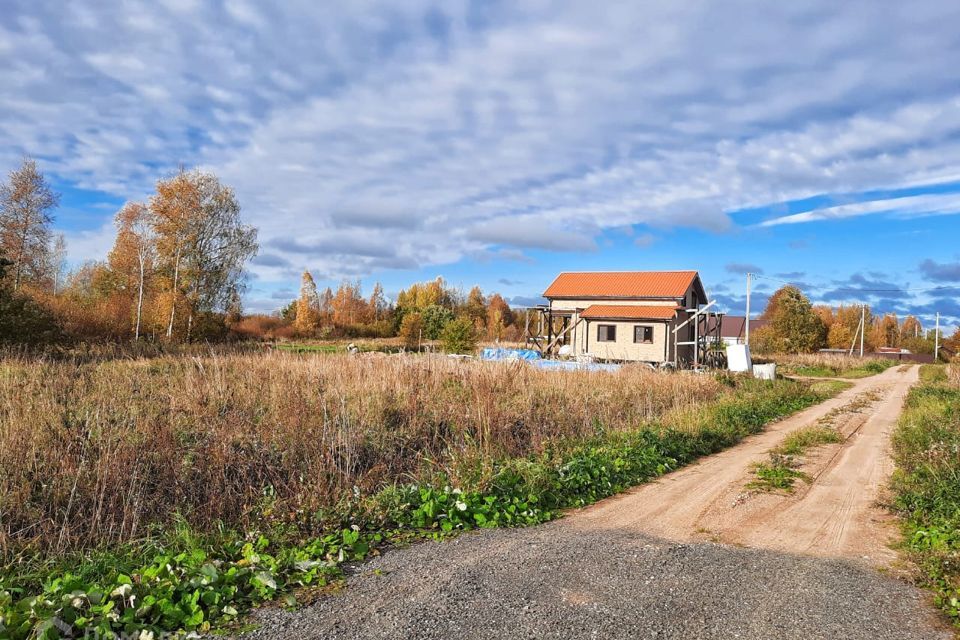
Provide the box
[236,366,951,639]
[239,525,949,639]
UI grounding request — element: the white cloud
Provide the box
[760,191,960,226]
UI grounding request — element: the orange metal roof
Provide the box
[580,304,680,320]
[543,271,699,299]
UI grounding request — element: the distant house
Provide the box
[539,271,711,365]
[713,316,768,346]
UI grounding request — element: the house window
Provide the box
[597,324,616,342]
[634,325,654,344]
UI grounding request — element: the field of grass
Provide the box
[891,362,960,625]
[0,351,844,638]
[774,353,897,379]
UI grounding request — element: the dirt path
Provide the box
[569,365,915,567]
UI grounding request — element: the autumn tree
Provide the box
[486,293,513,340]
[464,286,487,328]
[827,322,853,350]
[812,304,834,329]
[399,312,424,349]
[369,282,388,321]
[0,157,60,290]
[295,270,321,335]
[872,313,900,349]
[901,316,922,339]
[331,279,368,325]
[109,202,156,339]
[759,285,826,353]
[151,168,257,340]
[49,233,68,295]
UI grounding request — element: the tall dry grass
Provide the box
[0,352,723,557]
[949,359,960,386]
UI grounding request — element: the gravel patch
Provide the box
[233,521,951,640]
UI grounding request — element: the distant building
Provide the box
[539,271,712,365]
[712,316,768,346]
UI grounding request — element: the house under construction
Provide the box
[528,271,725,368]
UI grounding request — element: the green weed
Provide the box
[890,373,960,626]
[775,426,842,456]
[749,454,808,492]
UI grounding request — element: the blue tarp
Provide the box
[480,347,542,361]
[530,360,622,372]
[480,347,621,372]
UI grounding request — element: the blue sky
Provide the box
[3,1,960,330]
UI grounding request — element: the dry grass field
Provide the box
[0,351,724,558]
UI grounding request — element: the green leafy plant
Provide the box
[890,372,960,626]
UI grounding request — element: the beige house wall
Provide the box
[548,295,697,364]
[580,320,670,361]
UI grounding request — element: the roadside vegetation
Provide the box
[775,353,896,379]
[891,362,960,626]
[0,351,844,638]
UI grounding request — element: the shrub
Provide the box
[0,284,61,346]
[441,317,477,354]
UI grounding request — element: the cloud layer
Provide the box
[3,1,960,286]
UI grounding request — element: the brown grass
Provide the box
[0,352,724,558]
[949,359,960,386]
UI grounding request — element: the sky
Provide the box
[2,0,960,331]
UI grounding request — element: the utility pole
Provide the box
[745,272,752,347]
[935,312,940,362]
[860,304,867,358]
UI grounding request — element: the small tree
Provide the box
[441,317,477,354]
[421,304,454,339]
[399,312,423,349]
[294,270,320,335]
[0,157,60,291]
[761,285,826,353]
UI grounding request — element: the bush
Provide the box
[0,285,61,346]
[441,317,477,354]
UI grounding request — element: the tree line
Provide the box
[230,272,526,352]
[0,158,257,345]
[752,285,951,356]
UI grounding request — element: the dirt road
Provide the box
[238,366,952,639]
[571,364,916,567]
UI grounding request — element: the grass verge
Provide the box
[790,360,894,379]
[0,369,842,639]
[891,362,960,626]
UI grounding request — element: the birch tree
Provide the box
[49,233,68,294]
[110,202,156,340]
[0,157,60,290]
[151,168,257,341]
[294,270,320,334]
